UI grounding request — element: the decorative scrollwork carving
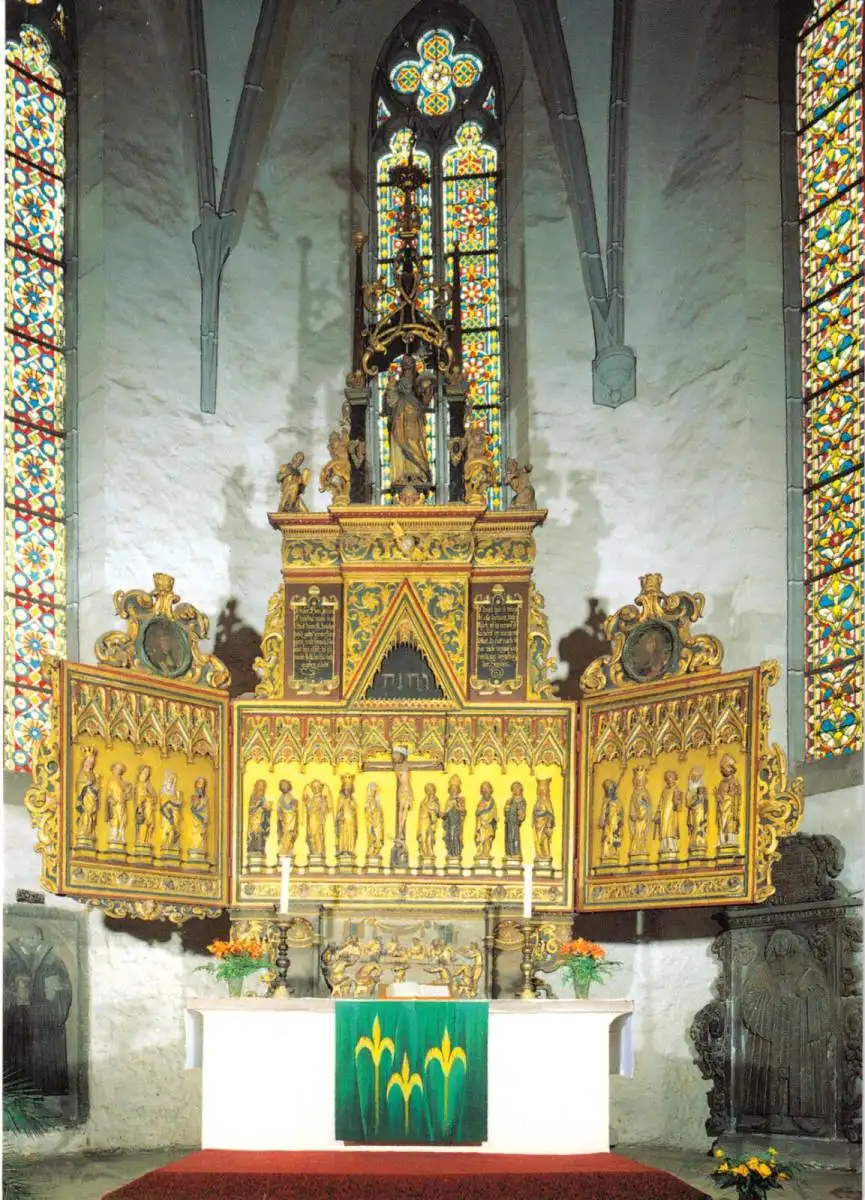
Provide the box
[23,656,62,892]
[581,573,723,694]
[253,585,285,698]
[527,584,556,700]
[94,573,229,689]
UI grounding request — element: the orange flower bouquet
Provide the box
[711,1147,793,1198]
[556,937,620,998]
[197,937,270,996]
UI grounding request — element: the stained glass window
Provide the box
[4,23,68,771]
[373,17,504,508]
[797,0,863,759]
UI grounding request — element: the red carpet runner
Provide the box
[102,1149,709,1200]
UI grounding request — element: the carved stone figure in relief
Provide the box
[504,781,527,859]
[685,765,709,857]
[654,769,683,859]
[133,765,157,851]
[532,778,555,862]
[715,753,742,852]
[277,451,310,513]
[474,781,498,861]
[627,766,653,862]
[334,774,358,858]
[187,776,210,860]
[598,778,624,863]
[364,782,385,859]
[417,782,440,860]
[158,770,182,855]
[74,748,100,844]
[303,779,331,859]
[504,458,536,510]
[105,762,130,846]
[443,774,466,860]
[740,930,832,1124]
[246,779,271,858]
[276,780,299,857]
[385,356,432,487]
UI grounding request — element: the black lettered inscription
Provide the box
[291,591,337,684]
[474,590,521,686]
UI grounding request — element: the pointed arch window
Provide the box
[4,13,70,771]
[372,9,505,507]
[796,0,863,759]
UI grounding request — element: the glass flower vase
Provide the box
[227,975,244,998]
[571,978,591,1000]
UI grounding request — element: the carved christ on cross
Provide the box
[362,746,443,854]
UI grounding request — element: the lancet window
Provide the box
[4,15,70,771]
[371,13,504,507]
[796,0,863,759]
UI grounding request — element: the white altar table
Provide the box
[186,997,633,1155]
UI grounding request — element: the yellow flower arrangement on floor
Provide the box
[711,1146,793,1198]
[197,936,270,995]
[556,937,621,998]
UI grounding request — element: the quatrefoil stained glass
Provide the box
[390,28,482,117]
[4,24,67,771]
[797,0,864,759]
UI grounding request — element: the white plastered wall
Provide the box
[4,0,861,1154]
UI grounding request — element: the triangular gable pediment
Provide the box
[347,582,462,705]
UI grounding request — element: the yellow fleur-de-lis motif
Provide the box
[386,1052,424,1135]
[424,1026,467,1125]
[355,1015,395,1131]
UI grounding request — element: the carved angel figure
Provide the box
[319,428,351,506]
[504,458,537,509]
[277,452,310,512]
[463,421,496,504]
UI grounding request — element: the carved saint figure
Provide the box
[740,930,832,1124]
[277,451,310,513]
[364,782,384,859]
[685,765,709,856]
[474,781,498,860]
[504,458,536,510]
[442,774,467,860]
[134,764,157,850]
[532,778,555,861]
[187,776,209,859]
[715,753,742,851]
[462,421,495,504]
[628,766,653,861]
[654,769,683,858]
[303,779,331,858]
[417,782,440,859]
[105,762,130,846]
[504,781,527,859]
[385,356,432,487]
[74,748,100,844]
[319,427,351,506]
[246,779,271,858]
[334,774,358,857]
[276,779,299,857]
[158,771,182,854]
[598,778,624,863]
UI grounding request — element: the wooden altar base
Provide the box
[101,1149,709,1200]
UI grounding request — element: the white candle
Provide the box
[279,856,291,915]
[522,863,532,920]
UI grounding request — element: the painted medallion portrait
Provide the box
[622,621,675,684]
[139,617,191,679]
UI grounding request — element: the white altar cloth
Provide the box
[185,997,633,1155]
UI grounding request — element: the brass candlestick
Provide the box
[516,920,538,1000]
[267,912,295,997]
